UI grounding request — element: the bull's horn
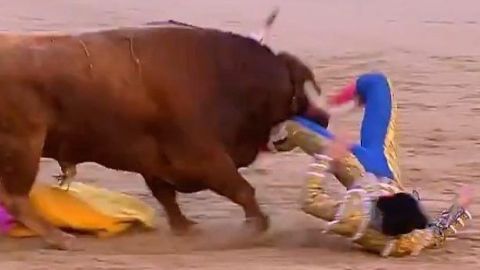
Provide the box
[304,80,327,109]
[249,7,280,44]
[265,6,280,27]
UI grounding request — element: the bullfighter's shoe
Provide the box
[428,201,473,247]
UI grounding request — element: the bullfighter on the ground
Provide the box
[269,72,473,257]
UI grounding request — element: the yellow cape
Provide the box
[8,182,157,238]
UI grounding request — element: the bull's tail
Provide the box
[248,6,280,45]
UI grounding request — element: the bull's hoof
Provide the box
[245,214,270,232]
[53,174,72,191]
[170,218,198,236]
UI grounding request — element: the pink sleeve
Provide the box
[328,82,357,105]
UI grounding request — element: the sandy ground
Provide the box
[1,0,480,269]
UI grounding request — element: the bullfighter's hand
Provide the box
[325,130,354,160]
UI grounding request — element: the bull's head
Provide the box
[277,52,330,128]
[250,7,329,128]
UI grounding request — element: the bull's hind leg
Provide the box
[0,131,75,250]
[143,176,196,234]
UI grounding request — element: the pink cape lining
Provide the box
[0,205,14,234]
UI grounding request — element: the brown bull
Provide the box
[0,22,328,249]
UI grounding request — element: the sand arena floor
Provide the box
[0,1,480,269]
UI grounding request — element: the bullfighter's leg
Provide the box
[277,120,365,189]
[301,154,340,221]
[0,130,75,250]
[144,176,196,234]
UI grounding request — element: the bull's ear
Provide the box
[277,51,316,88]
[277,52,305,76]
[277,52,313,114]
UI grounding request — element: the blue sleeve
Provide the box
[292,116,335,140]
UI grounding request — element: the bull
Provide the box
[0,18,329,249]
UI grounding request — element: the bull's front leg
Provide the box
[166,149,269,232]
[143,176,197,234]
